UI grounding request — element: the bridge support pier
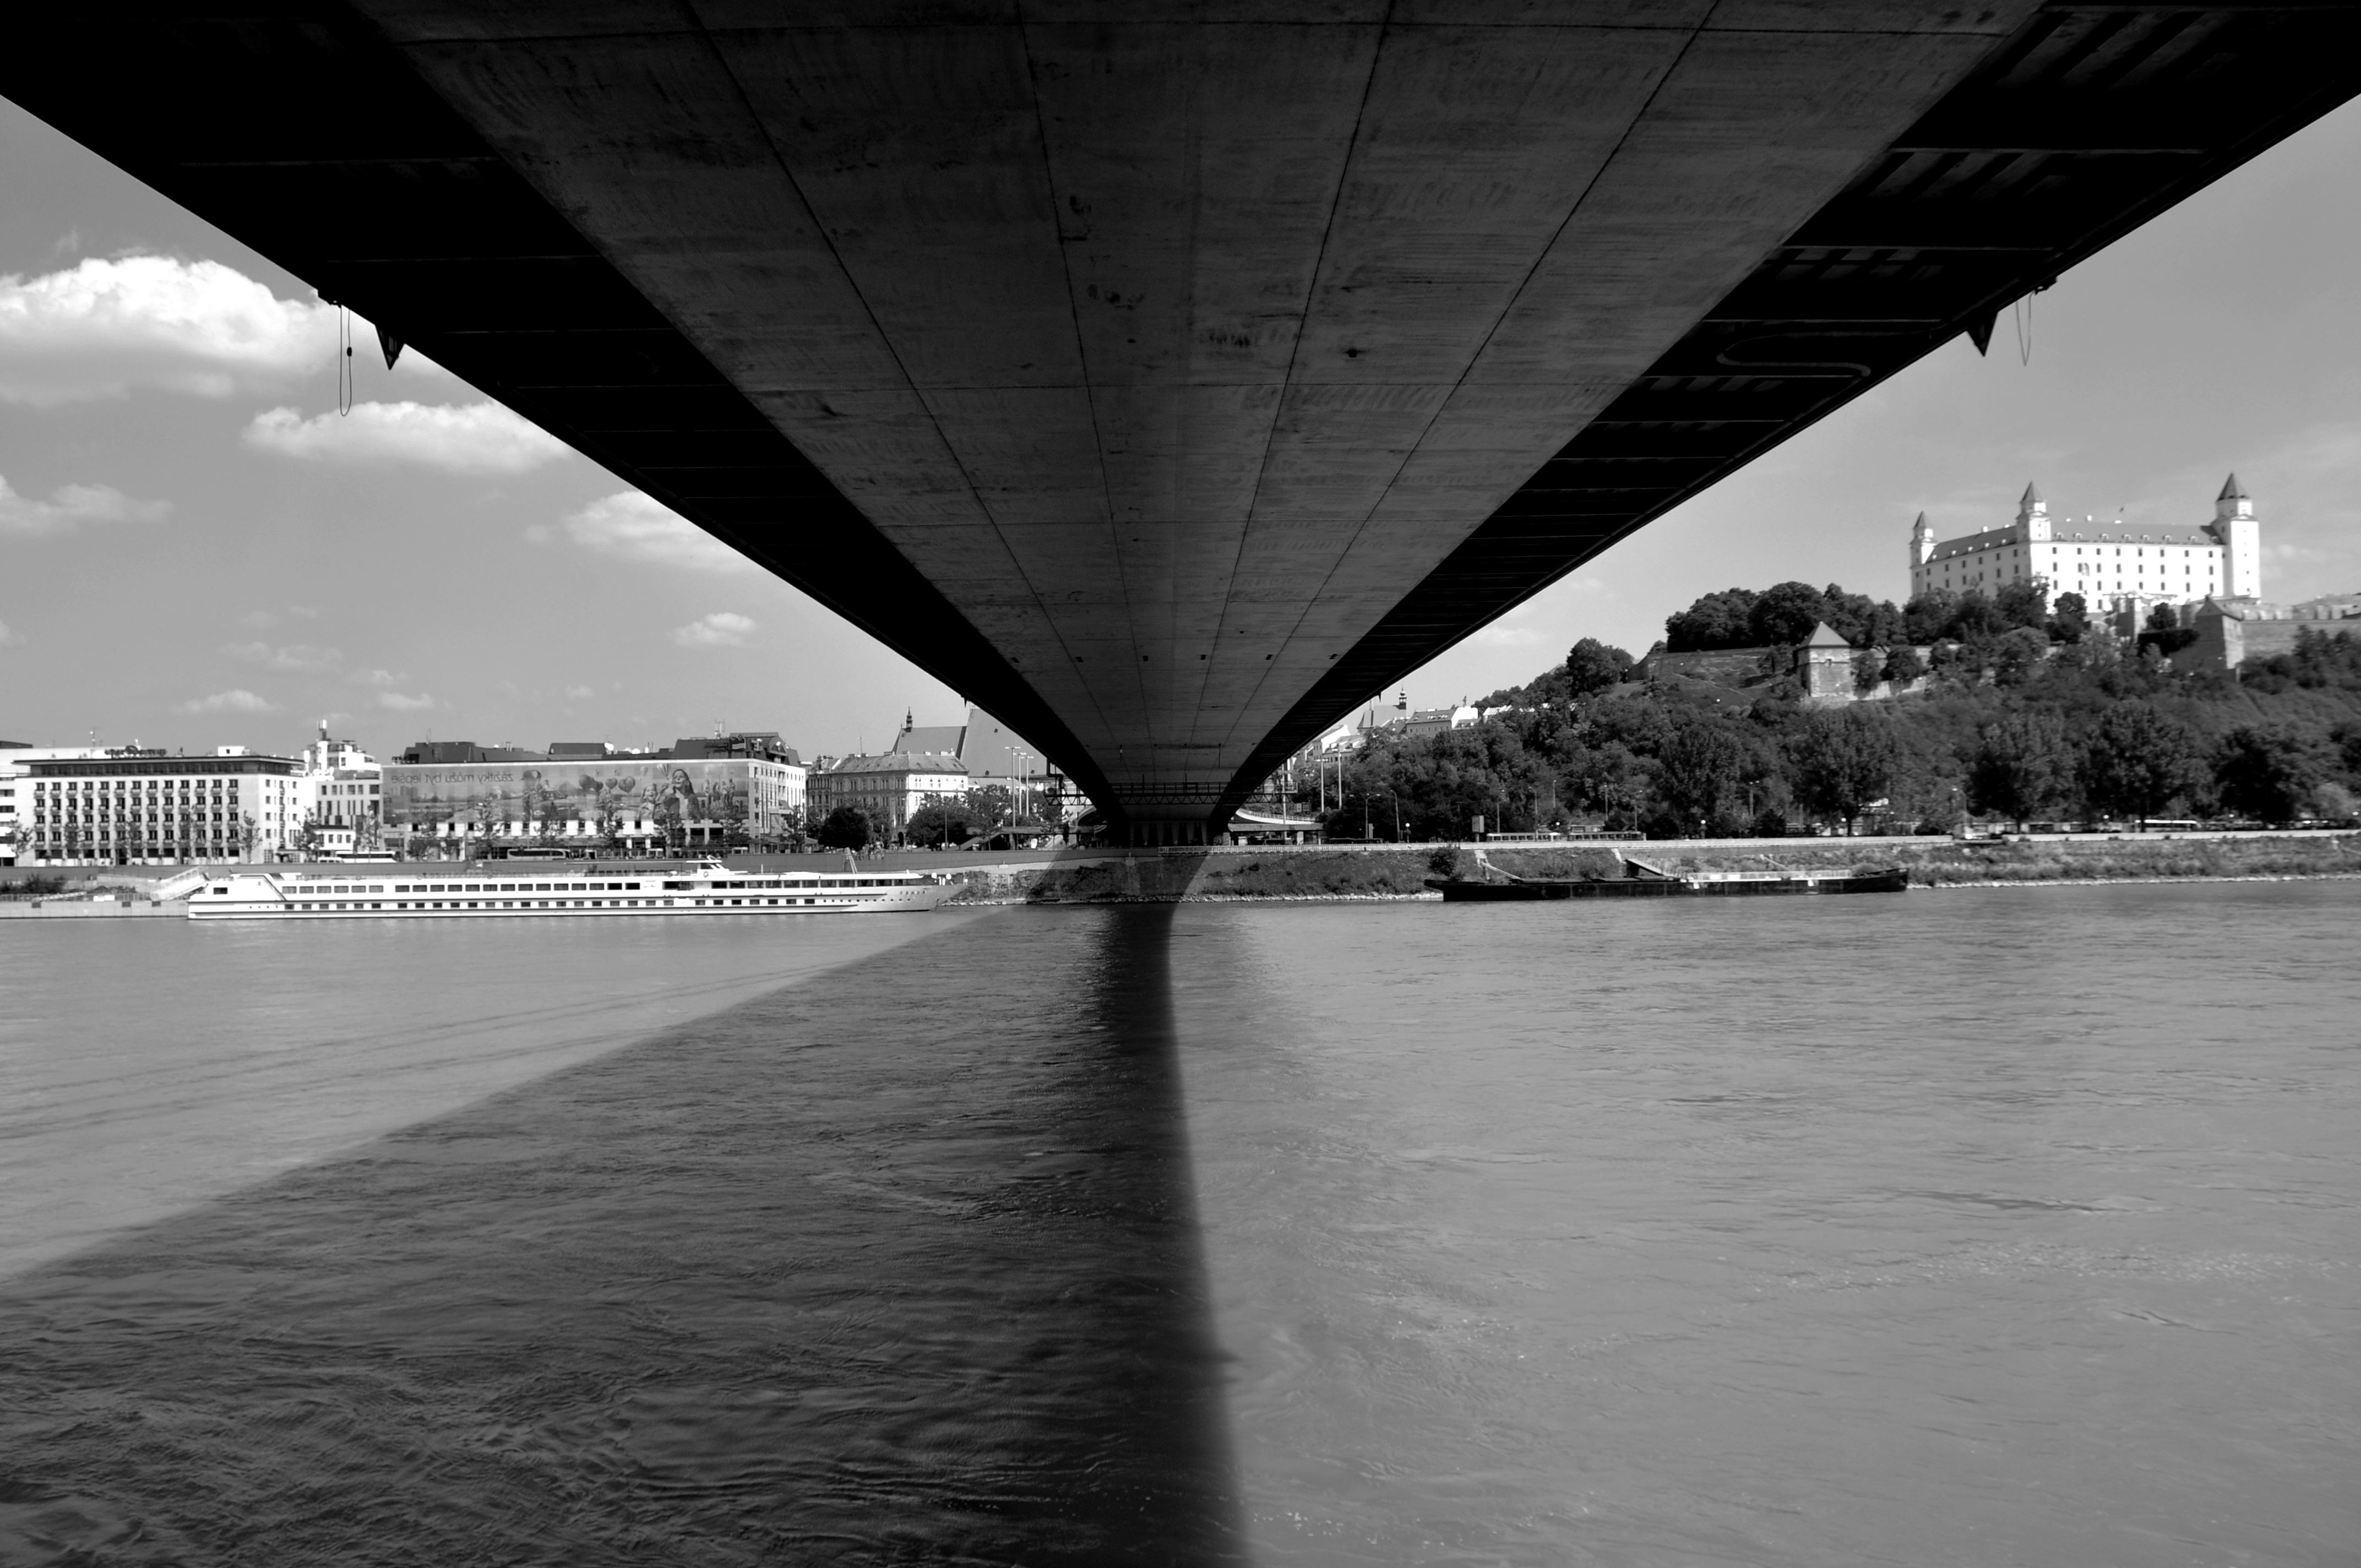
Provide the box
[1110,814,1232,850]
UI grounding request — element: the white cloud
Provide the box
[351,668,404,688]
[553,491,752,573]
[244,400,570,475]
[376,691,436,711]
[177,688,278,715]
[0,472,168,535]
[224,641,341,674]
[673,611,757,648]
[1472,624,1543,647]
[562,684,596,700]
[0,255,334,405]
[0,619,23,648]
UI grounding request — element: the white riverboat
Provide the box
[188,858,958,920]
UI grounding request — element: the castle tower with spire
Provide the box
[1908,510,1935,571]
[2015,481,2052,541]
[2209,472,2260,598]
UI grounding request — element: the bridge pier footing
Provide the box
[1110,815,1231,850]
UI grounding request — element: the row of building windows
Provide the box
[37,783,242,795]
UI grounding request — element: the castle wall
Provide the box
[2238,619,2331,664]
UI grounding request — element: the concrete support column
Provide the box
[1107,811,1233,849]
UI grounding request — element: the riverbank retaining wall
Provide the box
[0,897,183,919]
[941,834,2361,902]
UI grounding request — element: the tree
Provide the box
[589,795,622,853]
[1991,625,2053,687]
[1653,717,1750,830]
[1903,589,1960,645]
[1852,646,1886,694]
[2213,723,2334,825]
[1748,580,1831,647]
[1563,739,1650,828]
[814,804,875,850]
[1967,712,2068,830]
[906,802,979,847]
[965,782,1019,827]
[777,805,809,854]
[1882,644,1927,686]
[2082,702,2200,827]
[2048,591,2088,644]
[1664,588,1759,652]
[1994,578,2048,631]
[2137,605,2199,658]
[1819,584,1904,650]
[1564,637,1635,696]
[1950,589,2004,640]
[715,791,750,854]
[1323,720,1547,841]
[1790,707,1899,835]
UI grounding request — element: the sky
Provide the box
[3,89,2359,758]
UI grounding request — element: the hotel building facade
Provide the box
[18,747,304,866]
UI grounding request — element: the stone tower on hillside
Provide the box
[2210,473,2261,598]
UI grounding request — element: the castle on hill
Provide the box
[1908,475,2260,621]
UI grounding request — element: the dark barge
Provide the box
[1426,852,1908,902]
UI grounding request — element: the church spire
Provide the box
[2217,472,2248,502]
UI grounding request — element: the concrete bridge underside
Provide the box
[9,5,2359,841]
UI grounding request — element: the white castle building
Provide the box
[1910,476,2260,618]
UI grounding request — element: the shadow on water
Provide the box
[0,907,1245,1566]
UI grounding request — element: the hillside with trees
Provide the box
[1304,585,2361,840]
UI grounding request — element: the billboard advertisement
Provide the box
[383,760,756,829]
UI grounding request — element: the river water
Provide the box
[1,884,2354,1565]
